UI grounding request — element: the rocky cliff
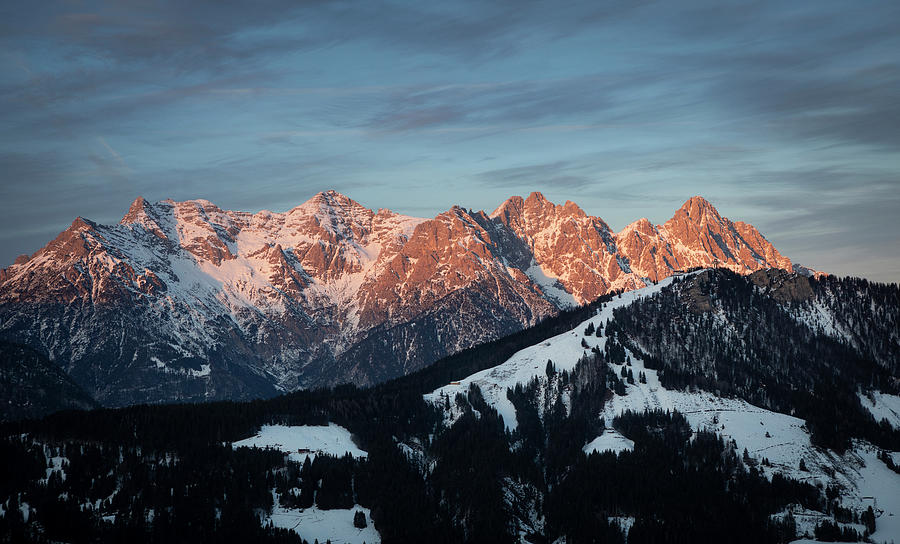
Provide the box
[0,191,801,405]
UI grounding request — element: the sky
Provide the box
[1,1,898,282]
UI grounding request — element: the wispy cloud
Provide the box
[0,0,898,281]
[476,160,599,190]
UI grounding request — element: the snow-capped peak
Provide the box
[0,192,803,406]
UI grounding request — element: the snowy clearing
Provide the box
[233,424,367,462]
[583,430,634,455]
[267,493,380,544]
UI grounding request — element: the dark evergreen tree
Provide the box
[353,510,367,529]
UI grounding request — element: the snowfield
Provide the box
[267,493,380,544]
[583,430,634,455]
[233,424,367,462]
[858,391,900,430]
[427,271,900,542]
[525,263,579,308]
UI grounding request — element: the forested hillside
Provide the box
[1,269,897,543]
[0,343,98,422]
[610,270,900,451]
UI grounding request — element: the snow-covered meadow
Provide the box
[267,494,380,544]
[232,423,367,462]
[583,430,634,455]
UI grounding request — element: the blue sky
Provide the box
[1,1,898,281]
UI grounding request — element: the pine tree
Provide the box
[862,505,875,534]
[353,510,367,529]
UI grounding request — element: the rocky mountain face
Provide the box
[0,191,801,406]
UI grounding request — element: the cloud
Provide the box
[0,151,69,191]
[2,1,320,69]
[647,3,900,152]
[475,159,599,190]
[0,1,642,75]
[706,61,900,151]
[1,0,898,280]
[361,73,669,134]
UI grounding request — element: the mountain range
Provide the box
[0,191,809,407]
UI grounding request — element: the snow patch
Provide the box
[858,392,900,430]
[43,455,68,483]
[583,429,634,455]
[191,364,211,377]
[233,424,367,462]
[151,357,211,378]
[525,263,578,308]
[267,495,380,544]
[790,298,853,344]
[608,516,634,535]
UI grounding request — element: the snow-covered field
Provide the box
[267,493,380,544]
[427,271,900,542]
[233,423,367,462]
[583,429,634,455]
[525,264,579,308]
[851,443,900,543]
